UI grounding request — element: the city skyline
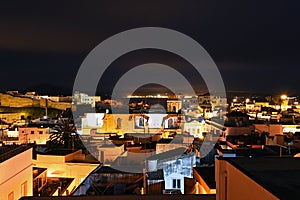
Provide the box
[0,1,300,96]
[2,1,300,199]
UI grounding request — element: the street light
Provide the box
[281,94,288,100]
[280,94,288,111]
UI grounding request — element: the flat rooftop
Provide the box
[221,157,300,200]
[94,166,140,174]
[147,147,187,161]
[194,167,215,189]
[37,149,79,156]
[0,145,31,163]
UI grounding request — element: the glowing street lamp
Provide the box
[280,94,288,111]
[281,94,288,100]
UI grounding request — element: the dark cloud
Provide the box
[0,0,300,96]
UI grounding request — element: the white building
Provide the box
[146,147,196,194]
[73,91,101,107]
[183,119,207,139]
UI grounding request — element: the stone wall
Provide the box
[0,93,71,110]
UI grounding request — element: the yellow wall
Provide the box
[0,93,71,110]
[0,148,33,200]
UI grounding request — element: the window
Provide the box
[172,179,181,189]
[172,179,176,188]
[31,131,34,134]
[8,192,14,200]
[177,179,181,188]
[21,181,27,196]
[39,131,43,134]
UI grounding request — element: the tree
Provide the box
[47,119,84,151]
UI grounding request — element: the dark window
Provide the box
[172,179,181,189]
[172,179,176,188]
[39,131,43,134]
[177,179,181,188]
[31,131,34,134]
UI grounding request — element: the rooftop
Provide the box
[0,144,31,163]
[94,166,140,174]
[26,122,58,128]
[220,157,300,200]
[147,147,187,161]
[226,111,249,117]
[146,169,164,180]
[37,149,78,156]
[193,167,215,189]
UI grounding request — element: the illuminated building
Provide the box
[0,145,33,200]
[215,157,300,200]
[18,122,57,144]
[33,149,100,190]
[81,113,182,136]
[146,147,196,194]
[166,99,182,113]
[73,91,101,108]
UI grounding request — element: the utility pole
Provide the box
[45,97,48,118]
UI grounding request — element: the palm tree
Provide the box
[47,118,84,151]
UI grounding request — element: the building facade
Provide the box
[0,145,33,200]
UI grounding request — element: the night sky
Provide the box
[1,1,300,97]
